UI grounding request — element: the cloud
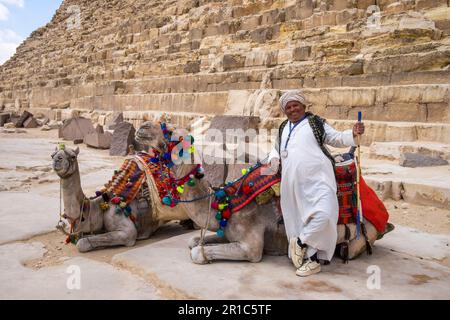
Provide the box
[0,3,9,21]
[0,29,23,65]
[0,0,25,8]
[0,0,24,21]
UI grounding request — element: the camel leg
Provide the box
[188,234,229,249]
[190,241,263,264]
[76,229,137,252]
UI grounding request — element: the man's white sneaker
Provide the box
[295,259,321,277]
[289,237,306,269]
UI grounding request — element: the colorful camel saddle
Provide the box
[102,152,179,206]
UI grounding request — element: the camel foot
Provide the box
[188,236,201,249]
[76,238,93,253]
[190,246,209,265]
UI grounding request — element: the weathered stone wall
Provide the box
[0,0,449,137]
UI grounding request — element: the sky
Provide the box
[0,0,63,65]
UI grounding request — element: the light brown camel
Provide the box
[135,121,388,265]
[52,144,189,252]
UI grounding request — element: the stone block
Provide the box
[58,117,95,141]
[84,125,113,149]
[16,111,33,128]
[184,61,201,74]
[0,113,10,127]
[23,117,39,128]
[222,54,246,71]
[293,46,311,61]
[110,122,136,156]
[240,15,261,30]
[399,152,449,167]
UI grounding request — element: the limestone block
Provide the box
[293,46,311,61]
[23,117,39,128]
[225,90,253,115]
[58,117,95,141]
[16,111,33,128]
[421,85,449,103]
[0,113,10,127]
[381,103,428,122]
[378,86,423,104]
[222,54,246,71]
[184,61,201,74]
[330,0,352,10]
[245,50,268,67]
[110,122,136,156]
[84,125,113,149]
[426,103,450,123]
[327,88,376,107]
[240,15,262,30]
[415,0,447,10]
[400,152,449,167]
[261,9,285,25]
[277,49,293,64]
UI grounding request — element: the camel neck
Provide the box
[62,168,85,215]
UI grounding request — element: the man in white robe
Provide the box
[268,90,365,277]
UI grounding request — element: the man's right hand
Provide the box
[270,158,280,172]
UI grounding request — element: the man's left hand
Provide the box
[353,122,365,137]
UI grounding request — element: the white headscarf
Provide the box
[279,90,307,113]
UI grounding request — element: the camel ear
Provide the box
[74,147,80,156]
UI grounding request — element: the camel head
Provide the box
[135,121,167,153]
[52,146,80,179]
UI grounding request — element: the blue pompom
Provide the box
[95,191,102,197]
[215,189,226,199]
[217,229,225,238]
[220,219,228,228]
[163,153,171,161]
[162,196,172,206]
[150,157,159,163]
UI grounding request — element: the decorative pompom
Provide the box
[218,203,228,211]
[162,196,172,206]
[222,208,231,219]
[187,179,195,187]
[195,173,204,179]
[217,229,225,238]
[220,220,228,228]
[161,123,167,130]
[242,185,252,195]
[197,166,205,174]
[170,202,176,208]
[100,202,110,211]
[111,197,121,205]
[248,182,254,187]
[211,202,219,210]
[176,186,185,194]
[119,201,127,209]
[115,207,122,214]
[215,212,222,221]
[215,189,226,199]
[188,146,195,154]
[163,153,171,161]
[241,169,247,175]
[95,191,103,197]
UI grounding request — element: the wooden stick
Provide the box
[356,111,363,239]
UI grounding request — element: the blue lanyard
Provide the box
[284,115,307,150]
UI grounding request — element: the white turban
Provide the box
[279,90,307,113]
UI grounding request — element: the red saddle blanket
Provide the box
[335,159,389,233]
[224,166,281,213]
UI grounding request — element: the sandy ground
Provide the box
[0,128,449,299]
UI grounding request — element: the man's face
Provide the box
[284,101,306,123]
